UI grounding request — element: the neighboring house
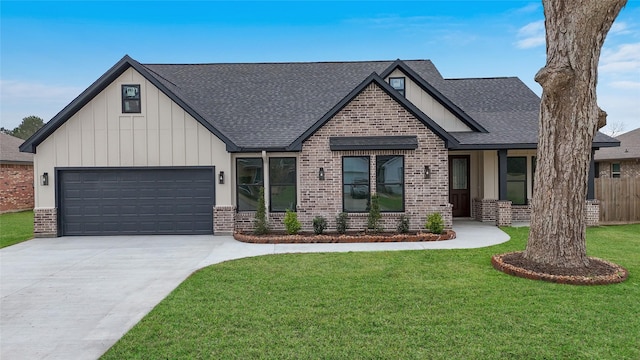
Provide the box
[19,55,619,237]
[1,133,34,213]
[594,128,640,178]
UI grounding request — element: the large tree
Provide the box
[6,116,45,140]
[524,0,627,268]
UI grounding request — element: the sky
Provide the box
[1,0,639,135]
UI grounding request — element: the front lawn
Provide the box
[102,224,639,359]
[0,210,34,248]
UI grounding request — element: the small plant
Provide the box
[425,212,444,234]
[367,193,383,233]
[313,216,327,235]
[283,209,301,235]
[253,187,269,235]
[336,212,349,234]
[397,214,410,234]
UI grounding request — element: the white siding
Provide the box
[386,69,472,132]
[33,68,232,208]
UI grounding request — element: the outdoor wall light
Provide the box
[41,172,49,186]
[424,165,431,179]
[319,167,325,180]
[218,171,225,184]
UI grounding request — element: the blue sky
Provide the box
[1,1,639,134]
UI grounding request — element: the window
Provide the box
[122,85,141,113]
[389,77,405,96]
[612,163,621,178]
[236,158,263,211]
[343,156,370,212]
[507,157,527,205]
[269,158,297,212]
[376,156,404,212]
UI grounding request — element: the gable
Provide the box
[385,69,472,132]
[290,73,458,150]
[34,67,229,168]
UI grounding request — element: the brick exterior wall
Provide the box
[34,208,57,237]
[496,200,512,227]
[294,82,452,232]
[473,198,497,222]
[213,205,235,235]
[512,203,532,222]
[0,164,34,213]
[597,160,640,178]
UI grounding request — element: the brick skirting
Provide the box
[34,208,57,237]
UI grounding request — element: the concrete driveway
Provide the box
[0,221,509,360]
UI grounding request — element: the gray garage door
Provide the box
[58,167,215,236]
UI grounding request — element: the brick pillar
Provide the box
[34,208,57,237]
[585,200,600,227]
[213,205,235,235]
[496,200,512,227]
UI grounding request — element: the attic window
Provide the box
[122,85,141,113]
[389,77,405,96]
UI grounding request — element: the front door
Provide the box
[449,155,470,217]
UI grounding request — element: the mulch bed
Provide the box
[234,230,456,244]
[492,251,628,285]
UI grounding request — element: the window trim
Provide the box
[268,157,297,213]
[342,156,371,213]
[376,155,405,212]
[235,157,264,212]
[611,163,621,178]
[506,156,527,205]
[121,84,141,113]
[389,77,406,97]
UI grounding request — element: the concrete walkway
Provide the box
[0,220,509,360]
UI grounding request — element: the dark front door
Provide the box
[449,156,470,217]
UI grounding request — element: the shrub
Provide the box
[397,214,410,234]
[336,212,349,234]
[253,187,269,235]
[313,216,327,235]
[283,209,301,235]
[367,193,383,233]
[425,212,444,234]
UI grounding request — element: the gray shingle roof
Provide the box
[1,133,33,163]
[594,127,640,160]
[143,61,403,149]
[20,55,619,154]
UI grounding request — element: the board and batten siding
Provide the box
[385,69,472,132]
[34,68,231,208]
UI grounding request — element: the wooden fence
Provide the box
[595,177,640,224]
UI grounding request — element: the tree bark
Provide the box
[524,0,626,268]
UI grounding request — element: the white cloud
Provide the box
[599,42,640,73]
[0,80,83,129]
[513,3,541,15]
[0,79,82,102]
[610,21,632,35]
[608,80,640,89]
[516,20,545,49]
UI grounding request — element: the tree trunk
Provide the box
[524,0,626,268]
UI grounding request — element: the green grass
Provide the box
[102,224,640,360]
[0,210,34,248]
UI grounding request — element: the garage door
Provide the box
[58,167,215,236]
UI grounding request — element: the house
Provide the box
[1,133,34,213]
[594,128,640,178]
[19,55,619,237]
